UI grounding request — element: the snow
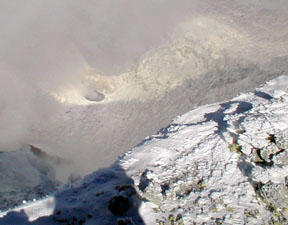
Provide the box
[1,75,288,224]
[0,145,60,212]
[0,197,55,222]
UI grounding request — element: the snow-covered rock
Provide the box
[0,145,61,212]
[1,76,288,224]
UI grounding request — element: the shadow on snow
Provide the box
[0,162,145,225]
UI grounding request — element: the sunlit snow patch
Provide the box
[0,197,55,222]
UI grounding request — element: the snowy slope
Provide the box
[0,145,60,212]
[1,76,288,224]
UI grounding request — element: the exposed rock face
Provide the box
[108,195,130,216]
